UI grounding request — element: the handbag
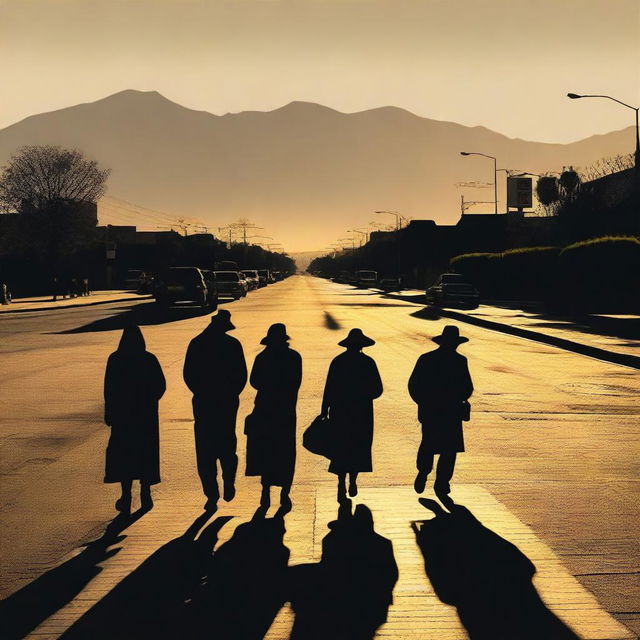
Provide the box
[461,400,471,422]
[303,415,333,459]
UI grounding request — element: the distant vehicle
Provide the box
[333,271,351,284]
[356,270,378,288]
[216,260,239,271]
[272,271,284,281]
[347,273,358,285]
[257,269,270,287]
[215,271,247,300]
[124,269,145,292]
[425,273,480,309]
[379,276,402,292]
[241,270,259,290]
[238,273,249,296]
[155,267,209,308]
[201,270,219,309]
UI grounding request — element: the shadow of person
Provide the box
[0,512,139,640]
[290,500,398,640]
[191,509,291,640]
[59,512,232,639]
[413,499,579,640]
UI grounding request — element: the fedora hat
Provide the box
[210,309,235,332]
[432,325,468,345]
[338,328,375,348]
[260,322,291,345]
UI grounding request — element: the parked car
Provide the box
[155,267,210,308]
[379,276,402,292]
[215,271,248,299]
[241,270,259,290]
[333,270,351,284]
[239,273,249,296]
[201,270,219,309]
[356,270,378,288]
[425,273,480,309]
[257,269,270,287]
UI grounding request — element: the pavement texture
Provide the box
[1,275,638,639]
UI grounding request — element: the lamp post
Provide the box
[374,210,401,231]
[348,229,369,245]
[460,152,498,214]
[568,93,639,170]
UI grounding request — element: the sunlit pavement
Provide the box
[1,275,637,638]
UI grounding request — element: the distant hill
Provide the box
[0,90,634,251]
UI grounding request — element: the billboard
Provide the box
[507,176,533,209]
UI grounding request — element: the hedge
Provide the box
[449,236,640,310]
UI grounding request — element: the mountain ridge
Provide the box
[0,90,635,251]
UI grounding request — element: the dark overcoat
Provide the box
[104,327,166,484]
[246,345,302,486]
[322,351,383,474]
[183,326,247,455]
[408,347,473,456]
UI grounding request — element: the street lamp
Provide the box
[374,210,401,231]
[460,152,498,214]
[348,228,369,245]
[567,92,639,169]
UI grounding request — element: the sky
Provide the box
[1,0,639,143]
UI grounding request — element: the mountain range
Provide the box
[0,90,635,251]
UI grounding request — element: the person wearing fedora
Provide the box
[408,325,473,500]
[321,328,383,501]
[184,310,247,511]
[245,323,302,509]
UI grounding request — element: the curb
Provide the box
[0,295,152,315]
[412,306,640,370]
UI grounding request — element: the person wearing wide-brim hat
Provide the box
[408,325,473,501]
[321,328,383,501]
[246,323,302,509]
[184,309,247,511]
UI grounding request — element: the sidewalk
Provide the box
[0,290,152,314]
[388,291,640,370]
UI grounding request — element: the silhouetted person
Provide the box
[322,328,382,500]
[290,501,398,640]
[246,323,302,509]
[409,325,473,499]
[413,499,579,639]
[104,326,166,514]
[184,310,247,511]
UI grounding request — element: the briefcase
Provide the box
[303,415,334,459]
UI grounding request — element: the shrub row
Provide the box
[450,236,640,311]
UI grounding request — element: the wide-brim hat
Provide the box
[210,309,235,331]
[338,328,375,348]
[260,322,291,345]
[432,325,468,345]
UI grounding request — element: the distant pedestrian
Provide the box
[184,310,247,511]
[104,325,166,514]
[1,283,10,305]
[246,323,302,509]
[408,325,473,500]
[321,328,383,501]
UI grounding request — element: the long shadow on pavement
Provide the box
[413,498,579,640]
[0,511,146,640]
[52,300,236,334]
[59,509,289,640]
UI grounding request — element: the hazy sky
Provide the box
[1,0,639,142]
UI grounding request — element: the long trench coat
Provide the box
[408,347,473,459]
[246,345,302,487]
[322,351,383,474]
[104,328,166,484]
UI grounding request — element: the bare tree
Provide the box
[579,153,634,182]
[0,145,109,213]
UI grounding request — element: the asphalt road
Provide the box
[1,275,638,637]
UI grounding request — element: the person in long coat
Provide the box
[246,323,302,508]
[408,325,473,499]
[184,310,247,511]
[321,328,383,501]
[104,325,166,514]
